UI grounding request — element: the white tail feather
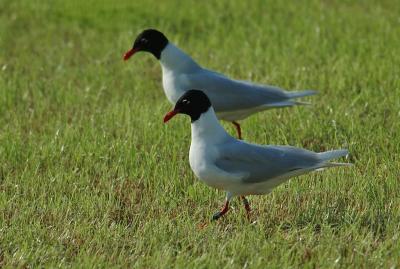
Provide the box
[324,162,353,168]
[293,100,312,106]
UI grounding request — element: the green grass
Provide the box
[1,0,400,267]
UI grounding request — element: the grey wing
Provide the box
[215,141,321,183]
[186,69,289,111]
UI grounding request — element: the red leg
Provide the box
[212,200,230,220]
[232,121,242,139]
[241,196,251,219]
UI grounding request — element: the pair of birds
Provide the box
[124,29,351,220]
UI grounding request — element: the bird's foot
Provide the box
[211,201,229,221]
[232,121,242,140]
[241,196,251,220]
[212,211,223,220]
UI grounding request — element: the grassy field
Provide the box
[1,0,400,267]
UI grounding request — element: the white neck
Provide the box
[191,108,230,145]
[160,43,200,73]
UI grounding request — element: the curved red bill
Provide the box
[163,110,179,123]
[123,48,139,60]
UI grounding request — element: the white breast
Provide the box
[189,141,230,190]
[188,109,244,190]
[161,69,185,104]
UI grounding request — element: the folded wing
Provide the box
[215,140,322,183]
[186,69,314,112]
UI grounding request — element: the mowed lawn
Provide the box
[1,0,400,267]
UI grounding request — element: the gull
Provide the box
[124,29,317,139]
[163,90,351,220]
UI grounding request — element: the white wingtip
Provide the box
[317,149,352,168]
[318,149,349,162]
[288,90,318,99]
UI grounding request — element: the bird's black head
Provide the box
[164,90,212,123]
[124,29,169,60]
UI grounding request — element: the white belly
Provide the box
[216,105,271,121]
[189,146,295,196]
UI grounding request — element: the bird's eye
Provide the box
[182,99,190,104]
[141,38,148,44]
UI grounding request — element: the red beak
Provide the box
[123,48,139,60]
[163,109,179,123]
